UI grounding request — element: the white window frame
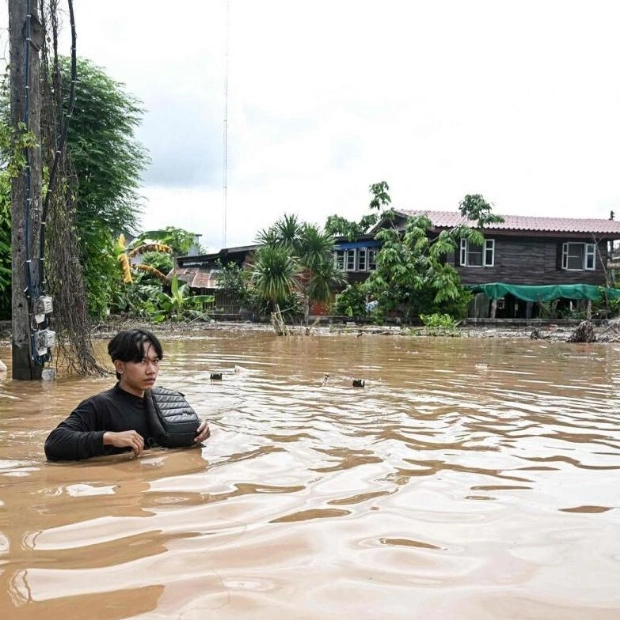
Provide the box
[484,239,495,267]
[357,248,367,271]
[345,249,356,271]
[562,242,596,271]
[460,238,494,267]
[368,249,377,271]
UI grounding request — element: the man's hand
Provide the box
[195,419,211,444]
[103,430,145,457]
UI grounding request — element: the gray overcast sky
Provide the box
[4,1,620,250]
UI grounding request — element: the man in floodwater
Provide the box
[44,329,210,461]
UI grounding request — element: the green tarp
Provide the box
[468,283,620,303]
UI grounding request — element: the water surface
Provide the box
[1,330,620,619]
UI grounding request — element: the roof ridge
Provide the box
[397,208,614,222]
[390,208,620,236]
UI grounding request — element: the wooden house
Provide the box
[380,210,620,318]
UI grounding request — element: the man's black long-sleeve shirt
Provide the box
[45,383,155,461]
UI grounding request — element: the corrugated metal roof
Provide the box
[171,267,221,289]
[397,209,620,235]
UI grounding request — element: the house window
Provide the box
[368,249,377,271]
[346,249,356,271]
[357,248,367,271]
[485,240,495,266]
[562,243,596,271]
[335,249,358,271]
[460,239,494,267]
[335,250,345,271]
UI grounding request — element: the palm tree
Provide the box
[296,223,347,323]
[252,215,347,325]
[256,213,302,252]
[250,244,300,310]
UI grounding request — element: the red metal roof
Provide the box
[397,209,620,236]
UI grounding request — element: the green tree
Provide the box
[327,184,501,321]
[253,215,347,324]
[332,283,368,318]
[250,244,299,310]
[325,181,391,240]
[215,260,254,309]
[367,214,474,320]
[459,194,504,228]
[295,223,347,323]
[258,213,304,251]
[135,226,202,256]
[59,57,149,317]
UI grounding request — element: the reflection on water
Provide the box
[1,331,620,619]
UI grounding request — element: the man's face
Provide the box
[115,341,160,397]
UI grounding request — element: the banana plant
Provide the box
[113,234,172,285]
[154,275,214,322]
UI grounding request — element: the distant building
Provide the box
[173,211,620,319]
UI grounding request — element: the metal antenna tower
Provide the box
[222,0,230,248]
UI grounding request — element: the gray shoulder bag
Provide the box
[144,386,200,448]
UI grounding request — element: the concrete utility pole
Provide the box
[9,1,46,380]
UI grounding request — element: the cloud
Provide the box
[5,0,620,250]
[138,94,223,187]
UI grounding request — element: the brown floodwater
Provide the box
[1,330,620,619]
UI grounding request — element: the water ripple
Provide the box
[2,334,620,617]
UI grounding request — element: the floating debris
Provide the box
[42,368,56,381]
[352,379,365,388]
[567,320,595,343]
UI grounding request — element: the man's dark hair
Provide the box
[108,329,164,379]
